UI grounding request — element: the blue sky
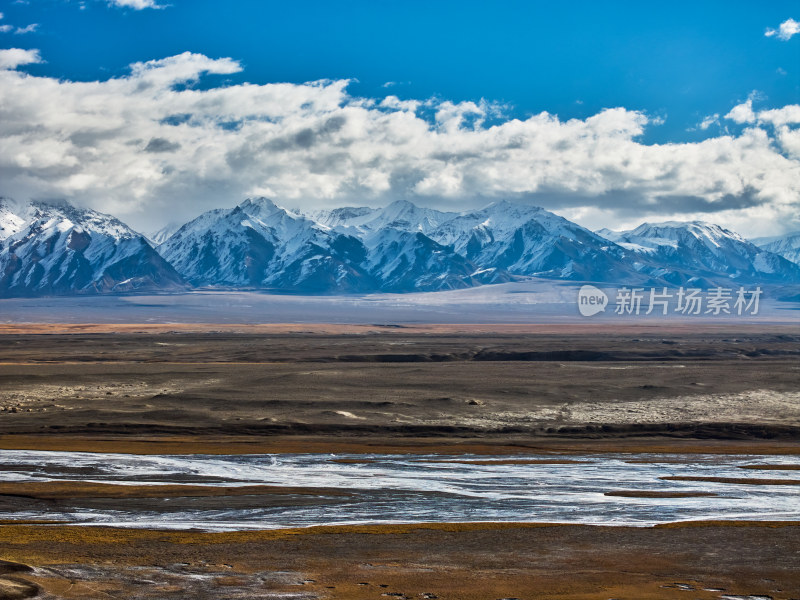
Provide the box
[0,0,798,235]
[5,0,798,142]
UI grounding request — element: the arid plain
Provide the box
[1,323,799,599]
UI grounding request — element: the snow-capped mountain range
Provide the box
[0,198,184,297]
[1,196,798,297]
[596,221,800,287]
[159,198,375,292]
[752,231,800,267]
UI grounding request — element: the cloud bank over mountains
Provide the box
[0,50,798,237]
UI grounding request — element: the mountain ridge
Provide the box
[1,197,798,297]
[0,200,185,297]
[597,221,800,285]
[752,231,800,267]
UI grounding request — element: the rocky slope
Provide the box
[599,221,800,285]
[752,231,800,267]
[0,201,184,297]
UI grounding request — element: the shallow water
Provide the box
[0,450,798,530]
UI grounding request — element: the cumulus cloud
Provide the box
[765,18,800,41]
[0,50,798,236]
[756,105,800,127]
[725,99,756,124]
[0,47,41,69]
[723,92,800,129]
[724,99,800,163]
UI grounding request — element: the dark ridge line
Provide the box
[9,422,799,440]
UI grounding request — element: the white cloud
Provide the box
[0,47,41,69]
[13,23,38,34]
[725,99,756,124]
[765,18,800,41]
[757,105,800,127]
[0,50,798,237]
[129,52,241,86]
[725,98,800,138]
[107,0,163,8]
[0,10,39,34]
[696,113,719,130]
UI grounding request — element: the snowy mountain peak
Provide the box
[374,199,452,233]
[482,199,544,215]
[0,200,184,296]
[309,206,380,229]
[309,199,453,235]
[752,230,800,266]
[380,199,422,222]
[468,201,577,235]
[629,221,748,246]
[432,201,590,250]
[22,200,137,240]
[157,200,375,291]
[600,219,800,284]
[238,196,282,216]
[0,198,25,241]
[424,200,638,282]
[753,230,800,245]
[147,222,182,246]
[594,227,617,239]
[238,196,328,234]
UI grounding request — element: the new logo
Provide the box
[577,285,608,317]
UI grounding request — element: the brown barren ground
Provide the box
[1,324,799,599]
[739,463,800,470]
[1,325,799,450]
[1,522,799,600]
[3,434,800,456]
[661,475,800,485]
[604,490,719,498]
[0,481,352,500]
